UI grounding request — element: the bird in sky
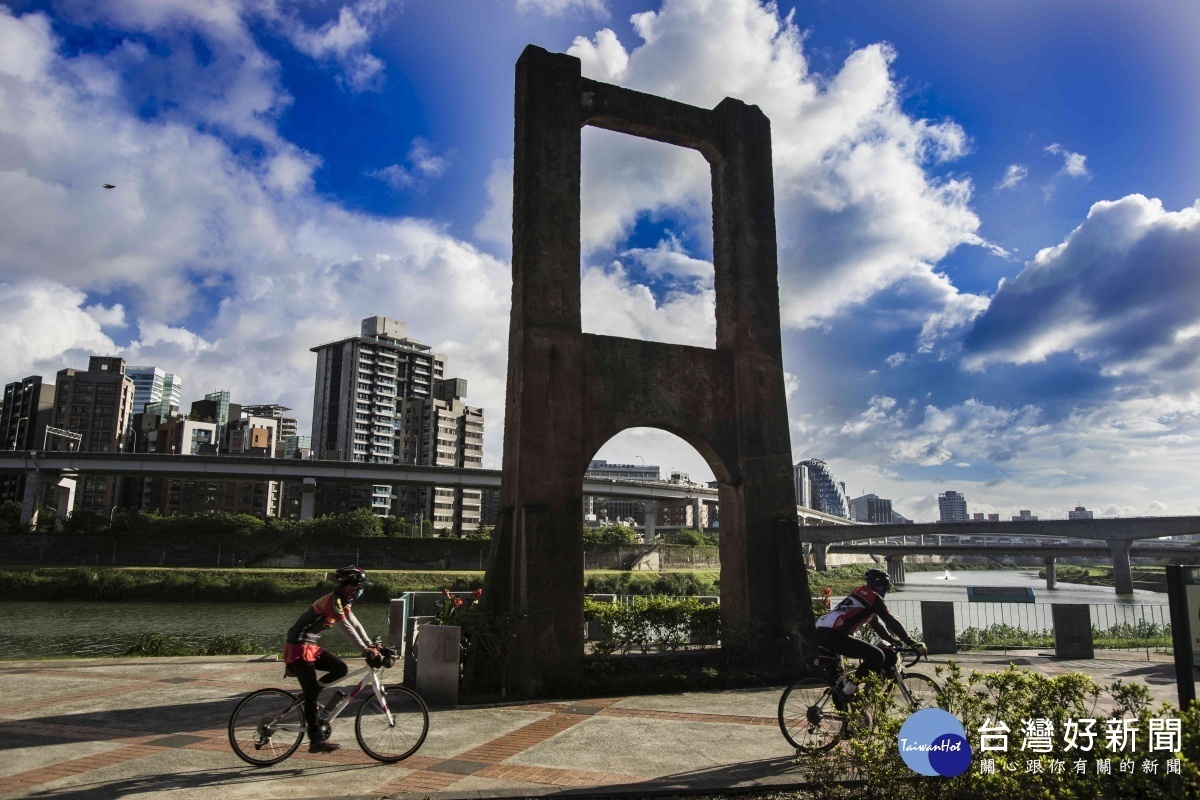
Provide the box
[102,184,115,189]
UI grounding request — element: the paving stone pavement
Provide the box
[0,650,1187,800]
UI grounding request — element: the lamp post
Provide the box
[11,416,28,450]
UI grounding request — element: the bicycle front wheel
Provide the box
[229,688,305,766]
[355,685,430,763]
[778,678,847,752]
[892,672,939,712]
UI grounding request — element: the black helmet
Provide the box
[334,566,372,601]
[864,568,892,593]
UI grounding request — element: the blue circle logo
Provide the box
[897,708,972,777]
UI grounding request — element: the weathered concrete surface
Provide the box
[485,45,812,696]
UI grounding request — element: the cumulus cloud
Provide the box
[274,0,394,90]
[0,5,511,430]
[995,164,1027,190]
[368,138,453,190]
[962,194,1200,385]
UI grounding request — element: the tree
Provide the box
[583,524,640,545]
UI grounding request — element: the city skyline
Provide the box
[2,1,1199,524]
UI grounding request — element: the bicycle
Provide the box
[228,642,430,765]
[777,645,938,753]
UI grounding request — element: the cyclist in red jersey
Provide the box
[283,566,383,753]
[813,569,926,694]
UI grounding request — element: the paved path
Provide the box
[0,651,1185,800]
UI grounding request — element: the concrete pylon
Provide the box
[886,555,906,587]
[1044,557,1057,590]
[1109,539,1134,595]
[643,500,657,543]
[299,477,317,521]
[482,46,814,695]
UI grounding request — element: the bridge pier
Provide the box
[812,543,829,572]
[19,468,39,528]
[886,555,906,587]
[299,477,317,521]
[1109,539,1134,595]
[643,500,657,543]
[1044,557,1057,590]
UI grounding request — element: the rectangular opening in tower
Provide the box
[579,127,715,349]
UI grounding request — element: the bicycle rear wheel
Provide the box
[778,678,847,752]
[891,672,938,712]
[229,688,305,766]
[355,685,430,763]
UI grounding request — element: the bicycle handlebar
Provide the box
[897,647,924,668]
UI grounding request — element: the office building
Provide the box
[938,490,968,523]
[1012,509,1038,522]
[51,357,136,513]
[584,459,660,524]
[125,367,181,416]
[796,459,850,518]
[1068,506,1093,520]
[850,493,893,524]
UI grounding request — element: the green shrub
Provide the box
[795,662,1200,799]
[200,633,263,656]
[659,528,718,546]
[582,524,640,545]
[584,595,719,655]
[124,632,192,657]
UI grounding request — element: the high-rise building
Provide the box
[1068,505,1093,520]
[0,375,56,504]
[938,490,968,523]
[793,462,812,509]
[796,459,850,518]
[51,357,136,513]
[850,493,893,524]
[395,378,484,534]
[125,366,181,416]
[311,317,487,524]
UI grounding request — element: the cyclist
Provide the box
[813,568,926,695]
[284,565,383,752]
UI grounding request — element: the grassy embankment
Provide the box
[1036,563,1168,592]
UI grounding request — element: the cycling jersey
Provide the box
[816,585,914,647]
[284,591,372,664]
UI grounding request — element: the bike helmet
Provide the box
[864,568,892,594]
[334,566,372,601]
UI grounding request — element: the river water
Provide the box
[0,569,1170,660]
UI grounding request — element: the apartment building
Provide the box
[0,375,56,503]
[50,357,136,513]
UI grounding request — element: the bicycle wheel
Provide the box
[778,678,847,752]
[229,688,305,766]
[891,672,938,712]
[355,685,430,763]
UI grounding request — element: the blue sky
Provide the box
[2,0,1199,521]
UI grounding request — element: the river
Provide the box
[0,569,1171,660]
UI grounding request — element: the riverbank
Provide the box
[1036,563,1169,592]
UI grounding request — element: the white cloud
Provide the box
[517,0,608,16]
[0,281,118,377]
[569,28,629,80]
[1045,143,1089,178]
[995,164,1027,190]
[368,138,453,190]
[962,194,1200,384]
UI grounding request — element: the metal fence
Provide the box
[884,599,1173,657]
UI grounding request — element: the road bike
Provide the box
[228,643,429,765]
[777,645,937,753]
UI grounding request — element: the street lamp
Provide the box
[11,416,28,450]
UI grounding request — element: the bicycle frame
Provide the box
[262,662,393,734]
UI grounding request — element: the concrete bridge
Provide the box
[824,541,1200,591]
[0,451,851,526]
[807,518,1200,594]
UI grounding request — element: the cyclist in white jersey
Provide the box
[814,569,926,694]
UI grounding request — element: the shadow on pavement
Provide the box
[22,763,377,800]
